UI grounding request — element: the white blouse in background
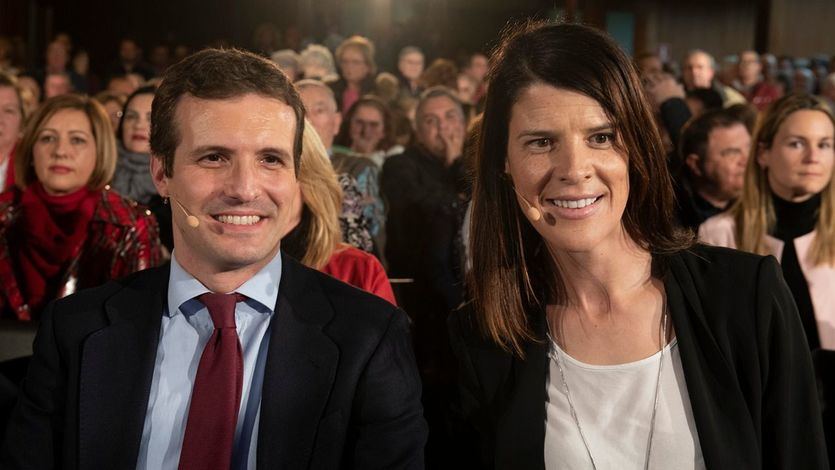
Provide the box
[544,338,706,470]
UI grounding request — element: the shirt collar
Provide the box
[167,250,282,317]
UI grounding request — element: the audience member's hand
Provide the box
[441,125,465,165]
[643,72,685,111]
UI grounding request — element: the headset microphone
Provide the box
[511,187,542,222]
[172,198,200,228]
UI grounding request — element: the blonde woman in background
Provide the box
[281,121,395,304]
[700,93,835,351]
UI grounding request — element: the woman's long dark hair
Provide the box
[469,21,693,356]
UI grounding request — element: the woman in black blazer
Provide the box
[450,21,828,469]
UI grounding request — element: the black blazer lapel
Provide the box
[257,255,339,469]
[664,254,760,468]
[77,265,168,469]
[494,312,549,470]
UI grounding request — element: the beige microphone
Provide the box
[511,186,542,222]
[172,198,200,228]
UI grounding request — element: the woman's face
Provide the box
[33,109,98,195]
[349,104,385,154]
[339,47,370,84]
[758,109,835,202]
[505,84,630,254]
[121,93,153,153]
[399,52,424,82]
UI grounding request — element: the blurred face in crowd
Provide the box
[467,54,489,83]
[122,93,153,153]
[0,86,22,154]
[120,40,140,63]
[45,41,69,71]
[101,99,123,131]
[683,52,715,89]
[506,84,629,254]
[44,74,71,98]
[416,95,465,158]
[73,51,90,75]
[16,76,40,117]
[339,46,370,84]
[33,109,97,195]
[738,51,762,85]
[151,94,299,275]
[108,76,136,98]
[150,45,171,69]
[637,55,663,76]
[690,123,750,205]
[457,74,477,105]
[398,51,424,82]
[299,85,341,149]
[349,104,385,154]
[759,110,835,202]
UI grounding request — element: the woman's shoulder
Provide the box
[323,245,385,284]
[697,211,737,248]
[667,243,770,284]
[94,186,157,226]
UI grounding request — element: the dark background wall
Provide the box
[1,0,832,75]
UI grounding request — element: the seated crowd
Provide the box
[1,26,835,465]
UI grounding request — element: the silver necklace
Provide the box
[547,303,669,470]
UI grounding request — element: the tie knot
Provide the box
[198,292,244,329]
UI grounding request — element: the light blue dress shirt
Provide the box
[136,251,281,470]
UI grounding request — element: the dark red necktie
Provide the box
[178,293,245,470]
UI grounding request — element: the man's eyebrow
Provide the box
[258,147,292,158]
[188,145,292,157]
[189,145,234,157]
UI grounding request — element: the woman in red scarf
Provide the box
[0,94,163,320]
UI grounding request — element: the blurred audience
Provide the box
[734,50,782,110]
[331,35,378,113]
[297,79,384,253]
[281,122,394,304]
[106,38,154,82]
[299,44,337,81]
[397,46,424,99]
[0,73,23,192]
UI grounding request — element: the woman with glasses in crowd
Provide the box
[329,36,377,115]
[449,21,827,469]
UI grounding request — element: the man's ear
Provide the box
[685,153,703,178]
[150,154,169,198]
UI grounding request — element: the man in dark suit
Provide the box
[1,48,426,469]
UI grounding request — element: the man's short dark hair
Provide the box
[680,108,746,166]
[150,47,305,176]
[685,88,723,112]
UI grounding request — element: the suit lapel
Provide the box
[664,253,759,468]
[257,255,339,469]
[494,311,549,470]
[77,265,168,469]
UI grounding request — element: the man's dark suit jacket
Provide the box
[448,244,829,469]
[1,253,427,469]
